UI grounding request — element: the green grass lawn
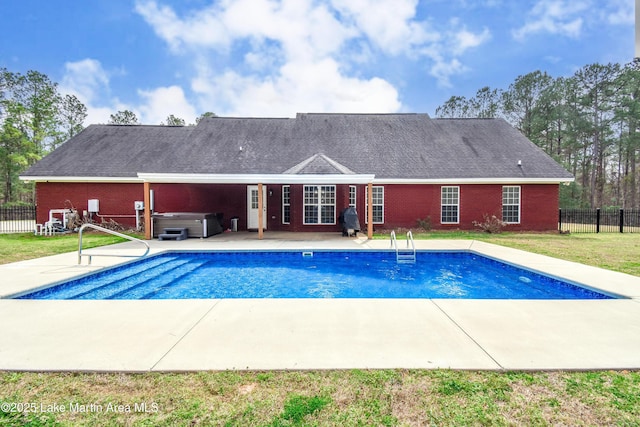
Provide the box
[1,231,640,426]
[377,230,640,277]
[0,232,136,265]
[2,370,639,426]
[456,233,640,276]
[479,233,640,277]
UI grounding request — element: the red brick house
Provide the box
[20,113,573,238]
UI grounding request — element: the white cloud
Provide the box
[452,26,492,55]
[133,1,230,51]
[192,58,400,117]
[453,0,504,7]
[134,0,490,115]
[428,58,468,88]
[415,20,491,87]
[512,0,589,41]
[137,86,198,124]
[604,0,634,25]
[330,0,438,55]
[62,1,495,122]
[60,59,115,124]
[61,58,198,125]
[224,0,354,61]
[60,59,109,105]
[135,0,354,61]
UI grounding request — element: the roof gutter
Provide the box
[136,173,376,184]
[20,174,574,185]
[19,175,143,183]
[374,177,575,185]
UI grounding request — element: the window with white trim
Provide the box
[349,186,357,208]
[304,185,336,224]
[282,186,290,224]
[441,186,459,224]
[502,186,521,223]
[365,186,384,224]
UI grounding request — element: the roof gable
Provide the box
[283,153,356,175]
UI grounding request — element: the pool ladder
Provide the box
[390,230,416,264]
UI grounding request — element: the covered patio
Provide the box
[138,172,376,240]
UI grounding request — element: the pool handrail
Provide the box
[390,230,416,263]
[78,223,150,265]
[406,230,415,251]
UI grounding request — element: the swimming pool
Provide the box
[17,250,613,300]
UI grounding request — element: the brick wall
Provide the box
[35,182,560,232]
[36,182,143,227]
[377,183,559,231]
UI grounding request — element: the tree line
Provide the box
[435,60,640,210]
[0,69,88,205]
[0,67,214,205]
[3,62,638,209]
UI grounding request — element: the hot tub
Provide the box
[152,212,223,238]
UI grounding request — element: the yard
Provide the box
[0,232,134,266]
[1,231,639,426]
[379,230,640,277]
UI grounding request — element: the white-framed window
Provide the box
[282,185,291,224]
[304,185,336,224]
[349,186,357,208]
[365,186,384,224]
[441,186,460,224]
[502,186,521,223]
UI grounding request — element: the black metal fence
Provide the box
[559,208,640,233]
[2,205,638,234]
[0,205,36,233]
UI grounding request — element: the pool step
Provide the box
[67,257,190,300]
[111,259,208,299]
[26,256,178,300]
[158,227,188,241]
[143,258,226,299]
[397,251,416,264]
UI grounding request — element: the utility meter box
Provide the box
[134,201,144,210]
[88,199,99,213]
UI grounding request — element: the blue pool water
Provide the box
[17,251,612,300]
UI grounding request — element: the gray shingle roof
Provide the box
[22,113,573,181]
[22,125,195,178]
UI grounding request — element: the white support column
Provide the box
[144,181,152,240]
[258,182,264,240]
[367,182,373,239]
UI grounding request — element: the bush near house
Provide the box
[473,214,507,233]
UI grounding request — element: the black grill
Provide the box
[339,207,360,237]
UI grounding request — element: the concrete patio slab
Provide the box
[153,299,500,371]
[1,233,639,371]
[434,299,640,370]
[0,300,216,371]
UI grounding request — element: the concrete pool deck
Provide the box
[1,232,640,371]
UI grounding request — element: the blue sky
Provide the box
[0,0,634,125]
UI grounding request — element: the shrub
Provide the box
[416,216,432,231]
[473,214,507,233]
